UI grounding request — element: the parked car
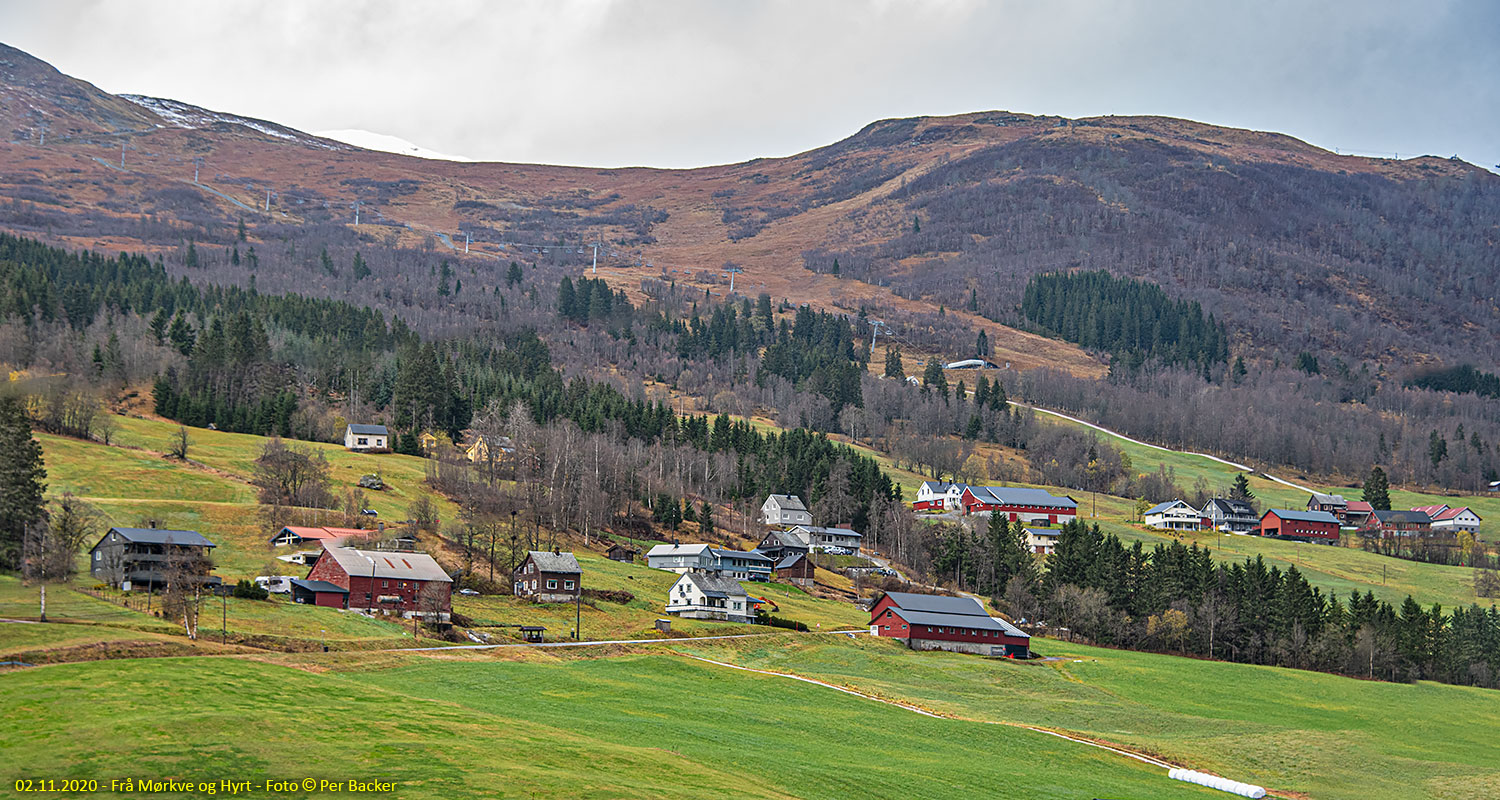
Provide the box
[457,588,480,596]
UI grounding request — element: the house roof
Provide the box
[606,543,639,553]
[99,527,215,548]
[1433,506,1480,521]
[1023,527,1061,538]
[760,529,812,549]
[1309,492,1347,506]
[647,543,713,558]
[775,553,808,570]
[1144,500,1194,516]
[273,526,374,544]
[1409,505,1449,517]
[1265,509,1341,525]
[1345,501,1374,514]
[320,547,451,583]
[766,494,807,512]
[527,551,581,573]
[1370,509,1432,525]
[964,486,1077,509]
[1204,498,1256,516]
[347,423,389,436]
[789,525,863,539]
[680,572,747,598]
[888,607,1030,639]
[290,578,348,594]
[711,548,774,564]
[920,481,966,494]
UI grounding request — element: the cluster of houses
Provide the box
[342,422,517,469]
[1142,491,1483,546]
[914,482,1076,553]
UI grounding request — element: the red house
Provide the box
[1258,509,1340,542]
[869,591,1030,658]
[306,546,453,621]
[959,486,1077,525]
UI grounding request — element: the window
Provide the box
[564,580,575,590]
[546,579,557,589]
[357,437,368,446]
[382,580,388,588]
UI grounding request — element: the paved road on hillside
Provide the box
[1008,401,1318,495]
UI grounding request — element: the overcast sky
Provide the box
[2,0,1496,169]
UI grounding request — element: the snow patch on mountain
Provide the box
[314,129,477,162]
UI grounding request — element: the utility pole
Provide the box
[221,589,227,644]
[575,588,581,640]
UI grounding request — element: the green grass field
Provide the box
[668,636,1500,800]
[0,650,1221,800]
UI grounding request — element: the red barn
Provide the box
[306,546,452,621]
[959,486,1077,525]
[1258,509,1340,542]
[869,591,1030,658]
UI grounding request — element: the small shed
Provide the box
[775,553,815,588]
[606,544,638,563]
[519,625,546,643]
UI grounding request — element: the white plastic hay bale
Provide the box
[1168,768,1266,798]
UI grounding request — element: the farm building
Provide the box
[775,553,815,587]
[513,551,582,603]
[1343,501,1375,528]
[788,524,863,553]
[1412,505,1482,537]
[1259,509,1340,542]
[869,591,1030,657]
[289,578,349,608]
[914,481,968,512]
[960,486,1077,525]
[665,572,754,623]
[1201,498,1259,533]
[1361,510,1441,541]
[1143,500,1207,531]
[306,546,452,620]
[606,543,639,563]
[343,423,389,451]
[761,494,813,527]
[269,525,378,547]
[89,527,219,591]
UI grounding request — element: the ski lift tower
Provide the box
[868,320,891,360]
[724,265,744,295]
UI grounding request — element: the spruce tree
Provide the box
[976,330,990,358]
[1362,466,1391,511]
[1230,473,1254,502]
[883,346,904,379]
[0,396,47,570]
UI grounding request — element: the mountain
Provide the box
[313,129,476,162]
[1,41,1496,373]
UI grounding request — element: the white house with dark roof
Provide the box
[344,423,389,451]
[761,494,812,527]
[1202,498,1259,533]
[1023,527,1061,554]
[665,572,754,623]
[646,543,718,573]
[1143,500,1206,531]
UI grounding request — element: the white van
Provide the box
[255,576,293,594]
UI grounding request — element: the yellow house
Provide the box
[418,432,440,454]
[465,436,493,464]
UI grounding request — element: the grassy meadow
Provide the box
[0,650,1220,800]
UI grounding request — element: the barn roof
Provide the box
[290,578,347,594]
[322,547,451,582]
[882,591,989,617]
[527,551,581,573]
[99,527,215,548]
[1370,509,1432,525]
[889,607,1030,639]
[965,486,1078,509]
[1265,509,1340,525]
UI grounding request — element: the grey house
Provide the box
[90,527,219,591]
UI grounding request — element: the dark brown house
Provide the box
[513,551,582,603]
[775,553,815,588]
[89,527,219,591]
[606,544,638,563]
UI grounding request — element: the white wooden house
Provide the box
[1143,500,1206,531]
[344,424,389,451]
[788,525,862,553]
[761,494,812,527]
[914,481,967,512]
[665,572,754,623]
[646,543,717,573]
